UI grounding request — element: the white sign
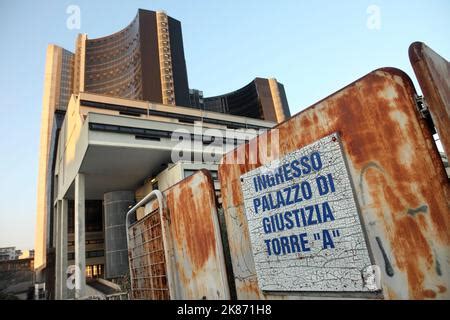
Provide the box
[240,133,372,292]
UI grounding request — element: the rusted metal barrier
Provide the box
[127,170,230,299]
[126,190,172,300]
[409,42,450,157]
[218,67,449,299]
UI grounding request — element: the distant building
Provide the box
[19,250,35,260]
[0,257,35,300]
[188,89,204,110]
[190,78,291,123]
[0,247,21,261]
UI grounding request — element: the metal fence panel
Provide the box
[128,170,230,300]
[128,207,170,300]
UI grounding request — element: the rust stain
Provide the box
[360,153,443,299]
[393,216,434,299]
[238,281,261,299]
[422,289,437,299]
[168,170,217,270]
[385,287,398,300]
[219,67,450,299]
[437,285,447,294]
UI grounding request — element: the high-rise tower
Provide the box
[35,9,290,298]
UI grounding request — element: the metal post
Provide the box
[54,201,61,300]
[75,173,86,299]
[60,199,68,299]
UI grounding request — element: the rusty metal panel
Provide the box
[409,42,450,156]
[128,207,170,300]
[129,170,230,300]
[219,68,450,299]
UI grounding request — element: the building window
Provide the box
[86,264,104,278]
[68,200,103,233]
[86,250,104,258]
[86,239,104,245]
[68,249,104,260]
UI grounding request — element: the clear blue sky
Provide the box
[0,0,449,250]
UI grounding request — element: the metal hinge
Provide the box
[415,94,430,119]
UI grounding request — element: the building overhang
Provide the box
[56,92,275,201]
[61,111,270,200]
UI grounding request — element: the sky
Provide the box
[0,0,449,250]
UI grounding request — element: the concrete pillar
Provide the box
[104,191,135,279]
[75,173,86,299]
[60,199,68,299]
[54,202,61,300]
[52,203,58,254]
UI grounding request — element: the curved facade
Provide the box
[76,9,191,106]
[36,9,291,292]
[85,14,143,99]
[202,78,290,123]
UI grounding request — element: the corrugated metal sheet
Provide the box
[409,42,450,157]
[128,170,230,300]
[219,68,450,299]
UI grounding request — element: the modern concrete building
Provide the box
[0,247,21,261]
[52,92,273,299]
[35,8,288,299]
[188,79,290,123]
[78,9,190,106]
[19,250,35,260]
[203,78,290,123]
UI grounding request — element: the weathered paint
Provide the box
[219,68,450,299]
[128,170,230,300]
[240,133,373,292]
[409,42,450,157]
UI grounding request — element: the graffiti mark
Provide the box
[375,236,394,277]
[407,205,428,217]
[359,162,384,205]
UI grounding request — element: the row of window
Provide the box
[67,200,103,233]
[86,43,141,68]
[87,16,139,48]
[86,50,140,74]
[86,36,140,56]
[58,51,74,110]
[67,239,104,247]
[85,63,142,88]
[86,264,103,278]
[67,250,104,260]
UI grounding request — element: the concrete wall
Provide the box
[104,191,135,279]
[55,94,89,200]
